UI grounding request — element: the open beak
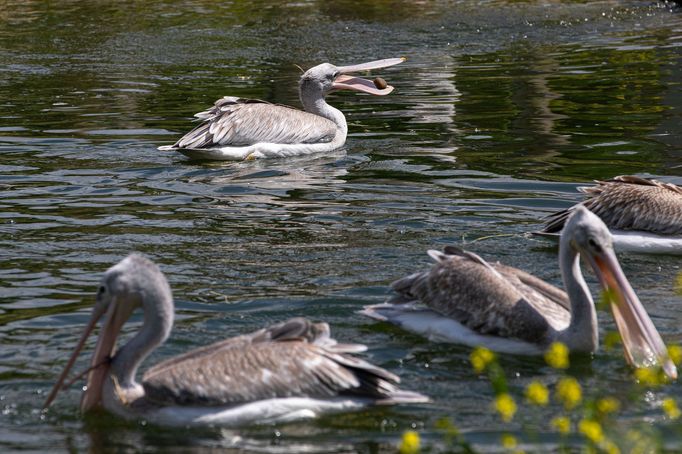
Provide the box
[42,303,107,410]
[43,298,131,411]
[588,248,677,379]
[333,57,405,95]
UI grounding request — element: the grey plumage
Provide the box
[544,175,682,235]
[141,317,408,407]
[363,207,676,377]
[157,58,404,160]
[171,97,338,149]
[389,246,569,346]
[43,253,427,423]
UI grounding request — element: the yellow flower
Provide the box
[551,416,571,435]
[544,342,569,369]
[596,397,620,416]
[668,345,682,366]
[634,367,665,387]
[524,380,549,406]
[399,430,420,454]
[578,418,604,443]
[555,377,582,410]
[470,346,496,373]
[494,393,517,422]
[501,433,517,449]
[662,398,681,420]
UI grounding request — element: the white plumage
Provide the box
[158,58,405,160]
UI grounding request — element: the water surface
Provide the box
[2,0,682,451]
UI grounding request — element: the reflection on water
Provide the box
[1,0,682,452]
[193,152,350,206]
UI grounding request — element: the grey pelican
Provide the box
[158,58,405,161]
[43,255,427,427]
[541,176,682,254]
[362,206,676,378]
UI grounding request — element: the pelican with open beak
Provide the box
[158,57,405,160]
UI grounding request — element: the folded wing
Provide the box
[141,318,412,406]
[170,97,338,149]
[390,246,570,344]
[544,176,682,235]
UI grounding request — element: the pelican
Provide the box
[541,176,682,254]
[362,206,676,378]
[43,255,427,427]
[158,58,405,161]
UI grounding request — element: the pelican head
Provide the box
[43,254,174,411]
[299,57,405,99]
[564,205,676,379]
[564,205,615,257]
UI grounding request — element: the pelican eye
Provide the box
[587,238,602,253]
[97,285,106,295]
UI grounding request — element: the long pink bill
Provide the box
[336,57,406,74]
[80,299,133,412]
[593,250,677,379]
[42,303,109,409]
[333,57,405,96]
[333,74,394,96]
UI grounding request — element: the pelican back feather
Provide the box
[544,176,682,235]
[140,318,424,407]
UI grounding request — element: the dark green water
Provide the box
[1,0,682,451]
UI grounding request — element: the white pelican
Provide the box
[362,206,676,378]
[43,255,427,427]
[158,58,405,161]
[541,176,682,254]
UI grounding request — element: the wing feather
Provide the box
[172,97,338,149]
[141,318,410,407]
[390,247,570,343]
[544,176,682,235]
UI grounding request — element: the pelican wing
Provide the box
[544,176,682,235]
[171,97,338,149]
[141,318,414,406]
[491,263,571,312]
[390,246,570,343]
